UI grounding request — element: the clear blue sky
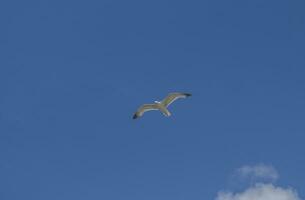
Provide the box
[1,0,304,199]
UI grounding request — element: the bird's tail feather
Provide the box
[159,107,171,117]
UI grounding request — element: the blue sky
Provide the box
[1,0,304,199]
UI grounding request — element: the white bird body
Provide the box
[133,92,191,119]
[155,101,171,116]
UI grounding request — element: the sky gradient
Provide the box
[1,0,305,199]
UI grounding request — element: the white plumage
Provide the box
[133,92,191,119]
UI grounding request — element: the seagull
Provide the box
[133,92,191,119]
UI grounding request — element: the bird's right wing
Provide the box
[161,92,191,107]
[133,104,159,119]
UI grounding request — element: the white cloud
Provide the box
[216,183,301,200]
[236,164,279,182]
[216,165,302,200]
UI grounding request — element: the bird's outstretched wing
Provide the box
[133,104,159,119]
[161,92,191,107]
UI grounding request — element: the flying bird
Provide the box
[133,92,191,119]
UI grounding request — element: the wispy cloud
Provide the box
[216,164,302,200]
[236,164,279,182]
[216,183,300,200]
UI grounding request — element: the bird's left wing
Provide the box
[161,92,191,107]
[133,104,159,119]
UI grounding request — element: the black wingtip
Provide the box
[184,93,192,97]
[133,114,138,119]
